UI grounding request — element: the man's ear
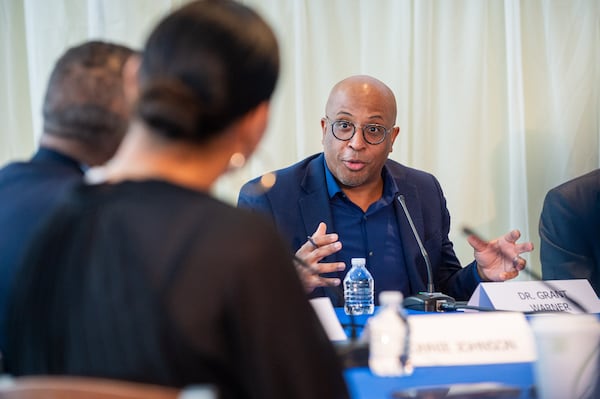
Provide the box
[321,117,328,145]
[122,54,141,109]
[388,126,400,153]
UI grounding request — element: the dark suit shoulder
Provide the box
[384,158,443,193]
[384,158,435,178]
[541,169,600,243]
[258,153,321,183]
[545,169,600,209]
[549,169,599,197]
[239,153,323,198]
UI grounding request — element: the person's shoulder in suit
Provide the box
[547,168,600,203]
[384,158,444,191]
[238,152,323,199]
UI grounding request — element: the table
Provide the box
[345,363,534,399]
[337,308,536,399]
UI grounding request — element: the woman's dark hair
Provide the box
[137,0,279,143]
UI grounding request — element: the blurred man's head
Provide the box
[41,41,135,166]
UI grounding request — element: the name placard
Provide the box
[309,298,348,341]
[467,279,600,314]
[407,312,535,366]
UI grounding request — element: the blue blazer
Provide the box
[0,147,83,349]
[238,153,479,305]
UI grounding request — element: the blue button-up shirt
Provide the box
[324,159,412,301]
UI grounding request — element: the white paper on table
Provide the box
[309,297,348,341]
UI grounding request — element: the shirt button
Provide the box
[369,251,373,256]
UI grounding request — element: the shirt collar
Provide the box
[323,157,342,198]
[34,147,86,173]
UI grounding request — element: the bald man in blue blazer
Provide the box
[239,75,533,306]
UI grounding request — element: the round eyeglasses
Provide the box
[325,117,390,145]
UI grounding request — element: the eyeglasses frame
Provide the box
[324,116,392,145]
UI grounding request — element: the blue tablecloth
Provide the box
[338,308,536,399]
[344,363,534,399]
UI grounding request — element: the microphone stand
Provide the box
[348,314,358,341]
[397,195,456,312]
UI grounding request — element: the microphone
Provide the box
[397,195,456,312]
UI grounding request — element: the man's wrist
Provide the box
[476,263,492,282]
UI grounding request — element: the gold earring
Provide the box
[229,152,246,169]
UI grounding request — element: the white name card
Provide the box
[309,297,348,341]
[468,279,600,314]
[406,312,535,366]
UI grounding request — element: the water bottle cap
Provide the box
[351,258,366,267]
[379,291,403,305]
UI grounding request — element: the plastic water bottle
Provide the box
[368,291,413,376]
[343,257,374,315]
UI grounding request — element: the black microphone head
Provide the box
[462,226,477,237]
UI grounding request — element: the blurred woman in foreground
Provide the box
[6,1,349,398]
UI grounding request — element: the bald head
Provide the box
[325,75,397,126]
[320,75,400,195]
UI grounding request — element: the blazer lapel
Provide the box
[298,154,335,239]
[299,154,344,305]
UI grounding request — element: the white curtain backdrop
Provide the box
[1,0,598,275]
